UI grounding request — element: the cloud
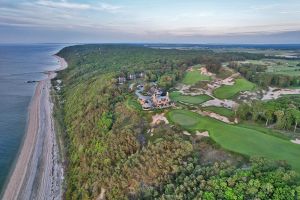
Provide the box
[35,0,121,11]
[279,10,300,14]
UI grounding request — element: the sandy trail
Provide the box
[2,56,67,200]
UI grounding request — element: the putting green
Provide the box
[182,70,211,85]
[213,78,255,99]
[170,92,212,105]
[167,109,300,173]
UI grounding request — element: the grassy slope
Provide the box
[170,91,212,104]
[213,78,255,99]
[125,97,142,111]
[203,106,234,118]
[182,70,211,85]
[167,109,300,173]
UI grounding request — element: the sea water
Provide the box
[0,44,65,193]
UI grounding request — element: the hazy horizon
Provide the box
[1,0,300,44]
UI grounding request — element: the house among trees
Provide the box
[138,96,153,110]
[117,77,126,84]
[128,74,136,80]
[116,72,144,84]
[136,84,172,110]
[152,91,171,108]
[137,72,144,78]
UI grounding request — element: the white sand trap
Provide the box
[197,110,233,124]
[221,77,235,85]
[202,99,238,109]
[151,113,169,126]
[199,67,214,76]
[291,139,300,144]
[183,131,191,136]
[262,87,300,100]
[186,67,194,72]
[196,131,209,137]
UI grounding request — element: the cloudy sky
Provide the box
[1,0,300,43]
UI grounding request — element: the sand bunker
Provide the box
[151,113,169,125]
[183,131,191,136]
[291,139,300,145]
[199,67,214,76]
[262,87,300,100]
[196,131,209,137]
[202,99,238,109]
[195,110,234,124]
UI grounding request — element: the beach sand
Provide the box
[2,56,67,200]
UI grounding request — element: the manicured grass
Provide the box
[170,92,212,105]
[203,106,234,118]
[213,78,255,99]
[167,109,300,173]
[182,70,211,85]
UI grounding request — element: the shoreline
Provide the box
[2,55,67,200]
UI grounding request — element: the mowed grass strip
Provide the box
[213,78,255,99]
[167,109,300,173]
[170,92,212,105]
[182,70,211,85]
[203,106,235,118]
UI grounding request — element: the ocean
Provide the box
[0,44,65,193]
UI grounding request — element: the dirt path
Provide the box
[2,56,66,200]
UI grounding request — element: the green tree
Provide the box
[291,109,300,132]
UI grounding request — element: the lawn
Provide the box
[170,91,212,105]
[213,78,255,99]
[182,70,211,85]
[167,109,300,173]
[203,106,235,118]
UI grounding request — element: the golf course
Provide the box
[170,91,212,104]
[167,109,300,173]
[202,106,235,118]
[182,70,211,85]
[213,78,255,99]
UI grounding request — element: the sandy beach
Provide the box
[2,55,67,200]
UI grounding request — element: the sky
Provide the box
[1,0,300,44]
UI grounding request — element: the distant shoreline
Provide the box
[1,54,67,200]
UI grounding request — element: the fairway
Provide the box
[182,70,211,85]
[170,92,212,104]
[167,109,300,173]
[203,106,234,118]
[213,78,255,99]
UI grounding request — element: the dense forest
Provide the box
[55,44,300,199]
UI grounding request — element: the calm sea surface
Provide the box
[0,44,65,193]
